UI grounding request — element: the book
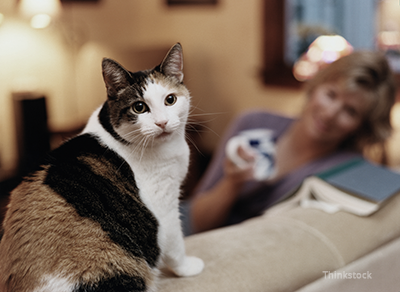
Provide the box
[297,158,400,216]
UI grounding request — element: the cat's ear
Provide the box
[160,43,184,83]
[102,58,132,99]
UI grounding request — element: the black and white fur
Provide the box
[0,43,203,292]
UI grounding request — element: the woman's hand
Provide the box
[224,145,256,184]
[191,146,256,233]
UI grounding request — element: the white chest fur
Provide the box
[83,108,189,252]
[84,108,189,214]
[125,138,190,218]
[83,107,203,277]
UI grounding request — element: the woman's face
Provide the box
[302,82,369,145]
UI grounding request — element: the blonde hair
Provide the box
[305,51,397,156]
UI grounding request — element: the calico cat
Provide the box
[0,43,204,292]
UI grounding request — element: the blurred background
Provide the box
[0,0,400,202]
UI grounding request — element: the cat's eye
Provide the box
[132,102,149,114]
[165,94,177,106]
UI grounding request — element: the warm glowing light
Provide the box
[0,13,4,25]
[293,60,319,82]
[321,50,339,63]
[316,35,348,52]
[379,31,400,47]
[30,14,52,29]
[307,46,323,63]
[20,0,61,17]
[293,35,353,81]
[20,0,61,29]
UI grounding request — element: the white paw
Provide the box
[172,256,204,277]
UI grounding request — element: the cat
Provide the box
[0,43,204,292]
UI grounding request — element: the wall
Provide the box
[0,0,305,177]
[379,0,400,31]
[63,0,305,146]
[0,14,77,176]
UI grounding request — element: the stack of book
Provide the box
[297,158,400,216]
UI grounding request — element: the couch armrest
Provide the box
[158,192,400,291]
[297,236,400,291]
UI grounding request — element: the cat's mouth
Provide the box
[157,131,172,139]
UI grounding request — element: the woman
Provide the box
[183,51,397,235]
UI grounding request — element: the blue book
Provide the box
[297,158,400,216]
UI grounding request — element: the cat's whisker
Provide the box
[123,136,146,166]
[124,129,142,138]
[184,133,204,156]
[188,112,225,118]
[189,102,219,114]
[133,137,145,163]
[150,136,155,151]
[185,124,203,135]
[187,111,222,121]
[189,105,226,116]
[138,136,150,164]
[122,129,142,141]
[187,118,217,126]
[186,111,222,132]
[1,43,205,291]
[186,121,220,138]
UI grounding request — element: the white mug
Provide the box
[226,129,276,181]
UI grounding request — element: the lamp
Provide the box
[293,35,353,82]
[19,0,61,29]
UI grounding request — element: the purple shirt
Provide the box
[182,110,361,234]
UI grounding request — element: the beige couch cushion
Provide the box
[158,192,400,292]
[297,236,400,291]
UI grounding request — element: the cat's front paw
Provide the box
[172,256,204,277]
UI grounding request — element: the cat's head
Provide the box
[99,43,190,147]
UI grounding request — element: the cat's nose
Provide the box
[155,120,168,129]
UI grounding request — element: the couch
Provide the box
[158,190,400,291]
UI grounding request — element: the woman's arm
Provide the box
[191,150,254,233]
[191,177,240,233]
[189,111,292,233]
